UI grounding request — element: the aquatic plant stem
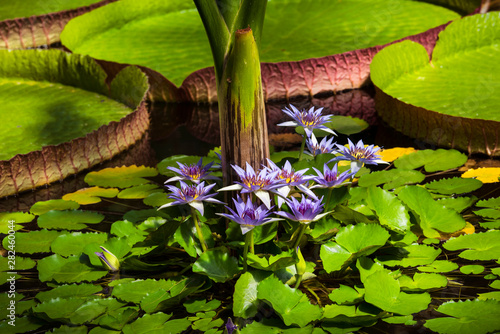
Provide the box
[326,187,333,209]
[191,207,208,253]
[292,223,306,249]
[243,230,254,272]
[298,136,306,161]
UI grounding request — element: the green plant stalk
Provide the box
[191,207,208,253]
[292,223,307,250]
[298,135,306,161]
[243,230,254,272]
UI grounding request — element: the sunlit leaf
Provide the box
[143,192,170,207]
[328,285,364,305]
[444,230,500,260]
[436,196,477,213]
[192,247,240,283]
[0,212,35,233]
[62,187,119,205]
[476,196,500,208]
[183,299,221,313]
[375,244,441,267]
[109,220,148,246]
[378,147,416,162]
[365,186,410,232]
[398,273,448,291]
[394,149,467,172]
[418,260,459,273]
[257,275,323,327]
[480,220,500,229]
[85,165,158,188]
[358,169,425,190]
[70,298,124,325]
[424,299,500,334]
[462,167,500,183]
[98,306,140,331]
[121,312,190,334]
[478,291,500,301]
[118,184,162,199]
[37,210,104,230]
[51,232,107,256]
[35,283,102,303]
[246,250,296,272]
[398,185,466,238]
[37,254,107,283]
[460,265,484,274]
[2,229,67,254]
[30,199,80,215]
[474,208,500,219]
[425,177,482,195]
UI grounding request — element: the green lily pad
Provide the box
[50,232,108,256]
[85,165,158,188]
[478,291,500,301]
[246,250,297,272]
[30,199,80,215]
[37,254,107,283]
[365,186,410,232]
[444,230,500,260]
[0,0,102,20]
[394,149,468,172]
[117,184,162,199]
[97,306,139,331]
[328,285,364,305]
[474,208,500,219]
[425,177,483,195]
[122,313,190,334]
[417,260,458,273]
[192,247,240,283]
[37,209,104,230]
[110,220,148,246]
[476,196,500,208]
[371,13,500,156]
[480,220,500,229]
[0,212,35,233]
[35,283,103,303]
[398,185,466,238]
[424,299,500,334]
[233,271,272,318]
[398,273,448,291]
[184,299,221,313]
[358,169,425,190]
[375,244,441,267]
[2,229,67,254]
[257,275,323,327]
[0,50,149,197]
[62,187,119,205]
[436,196,477,213]
[61,0,462,97]
[460,265,485,274]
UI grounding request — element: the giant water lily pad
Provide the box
[0,49,149,197]
[371,12,500,156]
[0,0,115,49]
[60,0,470,102]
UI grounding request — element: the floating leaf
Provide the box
[33,297,87,322]
[398,185,466,238]
[122,313,190,334]
[62,187,119,205]
[425,177,482,195]
[192,247,240,283]
[37,210,104,230]
[477,196,500,208]
[246,250,296,272]
[85,165,158,188]
[37,254,107,283]
[30,199,80,215]
[184,299,221,313]
[233,271,271,318]
[109,220,148,246]
[480,220,500,229]
[257,275,323,327]
[378,147,416,162]
[143,192,170,207]
[418,260,459,273]
[118,184,162,199]
[398,273,448,291]
[35,283,102,303]
[474,208,500,219]
[375,244,441,267]
[51,232,108,257]
[365,186,410,232]
[436,196,477,213]
[444,230,500,260]
[0,212,35,233]
[98,306,139,331]
[328,285,364,305]
[364,270,431,315]
[460,265,484,274]
[394,149,467,172]
[462,167,500,183]
[424,299,500,334]
[2,229,67,254]
[358,169,425,190]
[478,291,500,301]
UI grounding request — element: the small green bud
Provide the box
[295,246,306,276]
[95,246,120,272]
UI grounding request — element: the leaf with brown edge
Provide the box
[85,165,158,188]
[63,187,119,205]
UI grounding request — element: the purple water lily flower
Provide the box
[218,162,284,208]
[275,195,329,224]
[159,181,224,216]
[165,158,219,184]
[306,134,336,156]
[311,163,353,189]
[330,139,388,174]
[225,317,238,334]
[277,104,336,138]
[217,195,281,234]
[265,159,317,207]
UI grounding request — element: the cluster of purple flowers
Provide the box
[159,105,387,236]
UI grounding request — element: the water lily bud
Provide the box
[295,246,306,276]
[225,317,238,334]
[95,246,120,272]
